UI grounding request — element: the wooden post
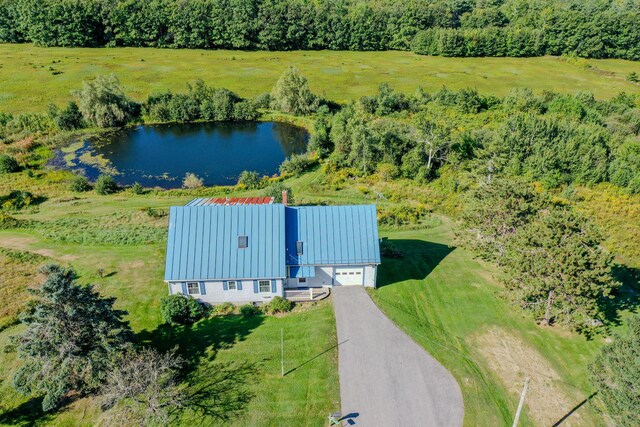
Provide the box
[512,377,530,427]
[281,328,285,377]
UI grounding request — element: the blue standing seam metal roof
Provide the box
[288,265,316,278]
[285,205,381,267]
[164,204,286,281]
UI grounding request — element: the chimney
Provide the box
[282,190,288,206]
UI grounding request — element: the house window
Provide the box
[238,235,248,249]
[187,282,200,295]
[259,280,271,293]
[296,241,304,255]
[298,277,307,284]
[228,281,237,290]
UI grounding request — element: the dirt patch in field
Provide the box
[472,327,583,426]
[0,235,78,261]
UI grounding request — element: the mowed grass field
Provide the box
[373,226,609,427]
[1,44,640,113]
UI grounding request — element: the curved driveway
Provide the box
[333,286,464,427]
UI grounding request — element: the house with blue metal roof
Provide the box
[164,201,381,304]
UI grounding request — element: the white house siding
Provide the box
[333,265,376,288]
[286,266,334,289]
[363,265,377,287]
[285,265,378,289]
[168,279,284,304]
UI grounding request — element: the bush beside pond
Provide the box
[95,175,118,195]
[0,155,19,174]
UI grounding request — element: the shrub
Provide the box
[142,207,167,218]
[240,304,260,317]
[264,296,293,314]
[49,101,84,130]
[131,182,145,194]
[199,88,236,121]
[237,170,263,189]
[69,175,91,192]
[182,173,203,189]
[1,190,35,211]
[627,72,639,83]
[376,163,400,181]
[263,182,295,204]
[168,94,199,122]
[279,153,317,176]
[0,213,25,229]
[378,204,430,227]
[251,93,271,109]
[232,101,259,121]
[95,175,118,195]
[214,302,235,315]
[5,113,52,135]
[0,155,19,174]
[160,295,207,325]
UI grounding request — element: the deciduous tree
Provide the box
[74,74,136,128]
[270,67,318,115]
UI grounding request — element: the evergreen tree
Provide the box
[503,208,619,332]
[458,178,547,262]
[589,316,640,427]
[12,264,131,411]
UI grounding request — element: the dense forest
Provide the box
[1,0,640,60]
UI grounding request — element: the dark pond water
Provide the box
[52,122,308,188]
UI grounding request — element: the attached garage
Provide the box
[334,267,365,286]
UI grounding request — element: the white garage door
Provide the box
[334,267,364,286]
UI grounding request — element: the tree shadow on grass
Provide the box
[137,314,265,370]
[136,314,265,424]
[376,239,455,288]
[600,265,640,328]
[0,396,53,427]
[180,361,259,425]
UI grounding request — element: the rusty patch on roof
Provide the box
[186,197,275,206]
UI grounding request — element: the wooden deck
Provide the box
[284,287,331,302]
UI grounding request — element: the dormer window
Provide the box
[238,235,248,249]
[296,241,303,256]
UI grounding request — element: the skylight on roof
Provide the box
[238,235,248,249]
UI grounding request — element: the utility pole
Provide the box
[512,377,530,427]
[281,328,285,377]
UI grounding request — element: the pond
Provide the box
[51,122,309,189]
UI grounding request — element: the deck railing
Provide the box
[284,287,330,302]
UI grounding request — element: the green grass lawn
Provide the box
[1,44,639,113]
[371,222,620,427]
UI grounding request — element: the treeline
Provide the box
[1,0,640,60]
[309,84,640,194]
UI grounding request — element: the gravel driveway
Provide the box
[333,286,464,426]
